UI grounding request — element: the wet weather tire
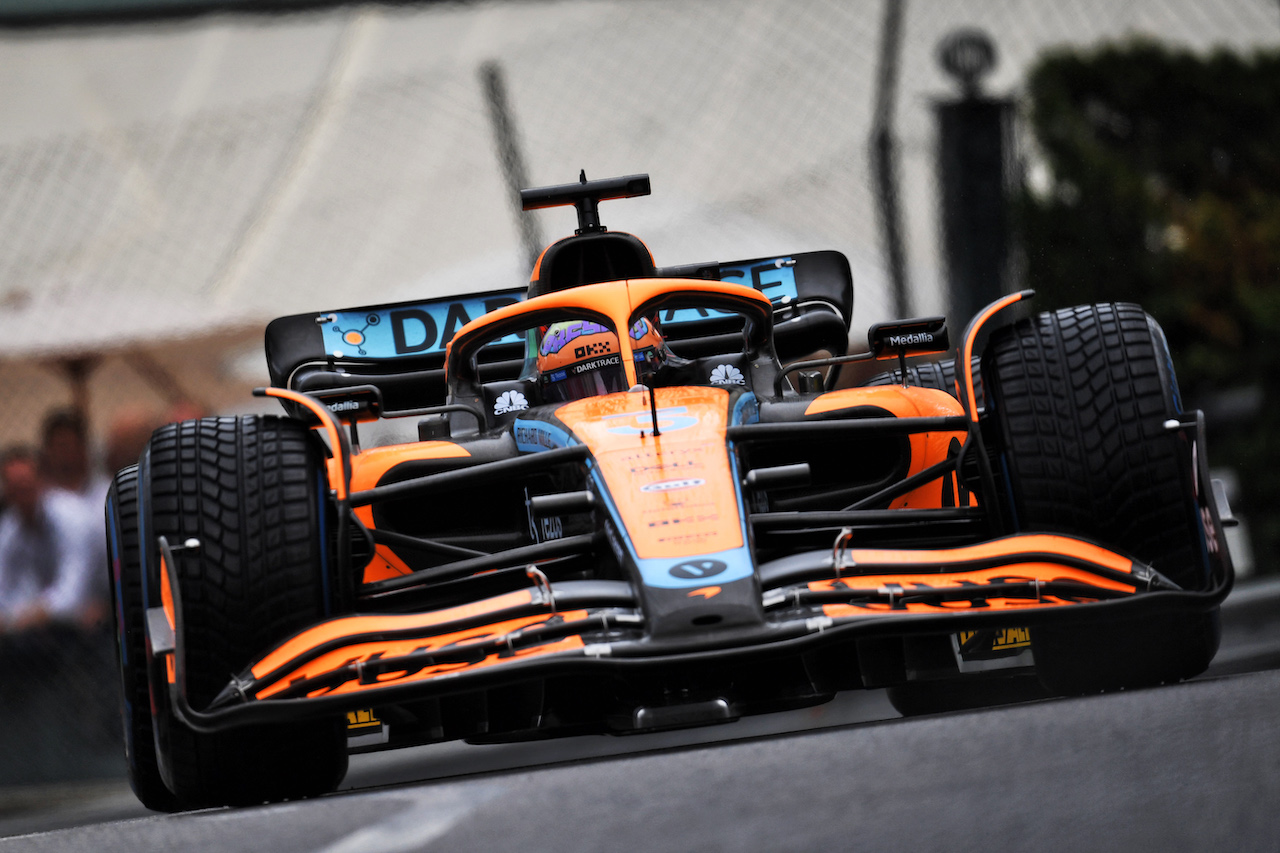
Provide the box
[981,303,1217,693]
[863,357,981,405]
[106,465,181,812]
[140,416,347,809]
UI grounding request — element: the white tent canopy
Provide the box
[0,0,1274,446]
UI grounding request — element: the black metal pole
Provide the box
[870,0,910,319]
[936,98,1013,324]
[480,61,544,274]
[934,30,1014,325]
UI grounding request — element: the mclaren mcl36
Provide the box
[107,173,1233,810]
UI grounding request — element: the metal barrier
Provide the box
[0,625,122,786]
[1208,577,1280,677]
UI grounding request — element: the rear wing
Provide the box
[265,250,852,417]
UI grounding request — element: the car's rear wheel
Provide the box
[981,302,1218,694]
[139,416,348,809]
[107,464,181,812]
[863,356,980,405]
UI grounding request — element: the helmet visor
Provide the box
[541,353,629,403]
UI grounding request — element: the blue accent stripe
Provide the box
[106,491,137,760]
[726,391,757,576]
[317,467,331,616]
[107,495,126,668]
[729,391,760,427]
[138,470,149,609]
[513,418,576,453]
[1165,349,1183,413]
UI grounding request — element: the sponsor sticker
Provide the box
[320,294,522,359]
[640,478,706,493]
[887,331,934,347]
[709,364,745,385]
[572,354,622,375]
[669,559,728,580]
[514,420,572,452]
[540,320,612,356]
[346,708,382,731]
[658,257,799,324]
[951,626,1034,673]
[329,314,381,356]
[493,390,529,415]
[574,340,613,359]
[537,516,563,542]
[965,627,1031,651]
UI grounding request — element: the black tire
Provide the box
[887,674,1052,717]
[982,303,1204,586]
[139,416,347,809]
[981,303,1216,693]
[864,356,982,405]
[106,465,181,812]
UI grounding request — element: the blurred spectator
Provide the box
[39,409,110,617]
[0,446,120,778]
[166,400,205,425]
[0,447,104,632]
[40,409,109,508]
[104,407,163,478]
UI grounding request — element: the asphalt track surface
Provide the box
[3,675,1279,850]
[4,596,1280,852]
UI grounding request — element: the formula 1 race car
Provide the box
[106,173,1233,811]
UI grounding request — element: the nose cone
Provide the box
[641,573,764,638]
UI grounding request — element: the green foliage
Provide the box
[1020,40,1280,573]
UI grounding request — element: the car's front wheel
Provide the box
[139,416,348,808]
[107,464,181,812]
[981,302,1218,694]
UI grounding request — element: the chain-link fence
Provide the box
[0,0,1276,784]
[0,625,120,785]
[0,0,1273,433]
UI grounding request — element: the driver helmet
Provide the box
[537,318,665,403]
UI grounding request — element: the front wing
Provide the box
[147,531,1229,734]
